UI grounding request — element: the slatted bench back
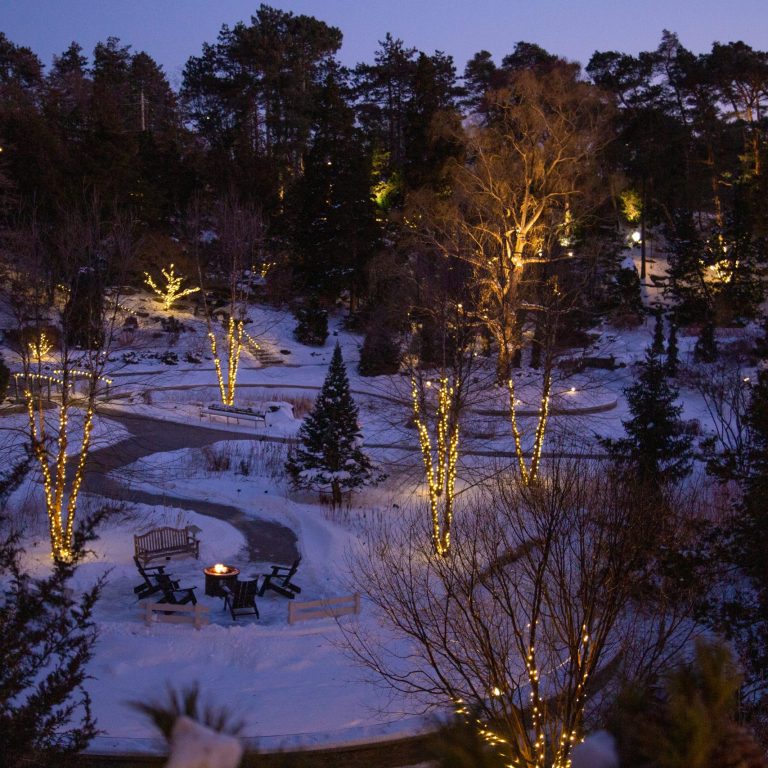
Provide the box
[135,526,187,551]
[134,527,198,566]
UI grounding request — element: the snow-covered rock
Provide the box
[264,400,295,427]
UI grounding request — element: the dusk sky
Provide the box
[3,0,767,86]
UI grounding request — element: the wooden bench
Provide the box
[140,600,209,630]
[134,526,200,567]
[288,594,361,625]
[200,404,266,427]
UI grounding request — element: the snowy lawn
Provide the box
[1,279,760,755]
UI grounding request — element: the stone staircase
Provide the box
[244,333,285,367]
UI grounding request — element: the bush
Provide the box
[293,305,328,346]
[358,326,401,376]
[159,351,178,365]
[161,316,184,335]
[202,445,231,472]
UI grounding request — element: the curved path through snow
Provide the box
[83,410,299,563]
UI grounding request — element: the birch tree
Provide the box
[7,206,129,561]
[408,62,611,482]
[194,196,264,407]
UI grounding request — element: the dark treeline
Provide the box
[4,9,768,763]
[1,7,767,362]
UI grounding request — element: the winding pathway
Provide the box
[84,409,299,563]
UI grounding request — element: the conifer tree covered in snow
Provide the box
[601,345,693,486]
[286,343,383,506]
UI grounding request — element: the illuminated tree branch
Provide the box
[144,263,199,311]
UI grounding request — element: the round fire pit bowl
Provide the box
[203,563,240,597]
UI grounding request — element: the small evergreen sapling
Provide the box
[287,343,384,506]
[601,345,693,486]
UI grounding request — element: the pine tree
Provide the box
[601,346,693,486]
[287,68,381,309]
[286,343,384,506]
[0,353,9,400]
[694,321,718,363]
[0,461,104,767]
[666,320,679,377]
[716,369,768,709]
[651,307,665,356]
[608,641,766,768]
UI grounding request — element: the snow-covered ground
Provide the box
[0,254,759,754]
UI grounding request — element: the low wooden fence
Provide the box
[140,600,209,629]
[288,593,360,625]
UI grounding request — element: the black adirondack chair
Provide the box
[222,579,260,619]
[158,583,198,605]
[133,556,180,599]
[133,555,196,605]
[258,557,301,599]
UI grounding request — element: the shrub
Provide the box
[358,325,401,376]
[293,305,328,346]
[202,445,231,472]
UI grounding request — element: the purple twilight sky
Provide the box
[2,0,767,86]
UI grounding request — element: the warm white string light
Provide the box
[411,375,460,555]
[209,316,244,406]
[144,263,200,310]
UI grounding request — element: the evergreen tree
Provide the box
[666,320,679,377]
[607,641,766,768]
[287,69,381,309]
[292,303,328,347]
[651,307,665,356]
[286,343,384,506]
[0,353,9,400]
[0,461,104,767]
[402,51,462,191]
[712,369,768,712]
[694,321,718,363]
[601,345,693,486]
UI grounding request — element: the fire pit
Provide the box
[203,563,240,597]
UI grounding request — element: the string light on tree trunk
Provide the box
[209,317,244,406]
[411,376,460,556]
[23,366,101,562]
[507,371,552,485]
